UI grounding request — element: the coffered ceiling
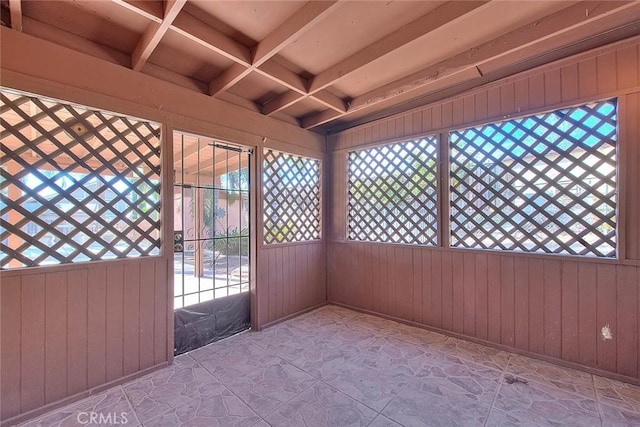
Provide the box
[2,0,639,134]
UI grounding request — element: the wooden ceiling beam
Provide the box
[309,1,490,93]
[262,91,305,115]
[8,0,22,32]
[253,1,342,65]
[313,91,347,113]
[303,0,639,129]
[208,1,341,96]
[208,63,252,96]
[131,0,187,71]
[171,13,253,66]
[266,0,490,119]
[302,110,343,129]
[255,60,307,94]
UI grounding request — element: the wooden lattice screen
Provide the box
[449,99,617,257]
[263,149,320,244]
[0,89,161,269]
[348,137,439,245]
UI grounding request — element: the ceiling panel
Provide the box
[22,0,143,54]
[187,0,305,45]
[278,0,444,75]
[149,30,235,83]
[72,0,153,34]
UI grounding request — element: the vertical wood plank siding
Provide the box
[0,258,170,420]
[327,37,640,382]
[256,242,326,327]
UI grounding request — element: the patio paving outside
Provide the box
[174,253,249,308]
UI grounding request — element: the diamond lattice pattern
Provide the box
[0,89,162,269]
[348,137,439,245]
[263,149,320,244]
[450,100,617,257]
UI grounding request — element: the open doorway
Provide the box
[172,131,251,355]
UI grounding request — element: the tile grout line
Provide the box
[591,373,606,427]
[131,357,200,426]
[319,379,386,418]
[184,351,270,422]
[186,340,320,423]
[118,384,143,427]
[483,353,513,427]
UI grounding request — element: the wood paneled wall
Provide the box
[0,29,327,424]
[256,243,326,327]
[327,36,640,382]
[0,258,170,421]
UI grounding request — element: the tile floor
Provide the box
[19,305,640,426]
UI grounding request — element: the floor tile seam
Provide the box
[377,378,494,427]
[364,413,406,427]
[483,355,511,427]
[283,350,355,381]
[252,417,272,427]
[190,332,321,420]
[180,352,267,423]
[259,378,321,421]
[486,395,604,426]
[128,384,192,426]
[499,374,600,402]
[346,321,394,334]
[598,399,640,417]
[117,384,143,427]
[384,332,447,351]
[591,372,606,427]
[369,337,507,380]
[426,347,510,376]
[501,363,600,401]
[318,379,385,417]
[591,380,640,416]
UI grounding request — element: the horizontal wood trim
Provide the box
[325,240,640,267]
[259,239,324,250]
[0,255,166,278]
